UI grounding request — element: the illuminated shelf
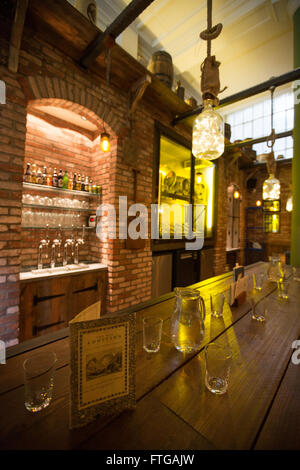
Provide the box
[22,226,95,230]
[161,191,190,202]
[22,203,93,212]
[23,182,100,198]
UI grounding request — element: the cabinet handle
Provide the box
[33,293,65,305]
[33,320,66,335]
[73,283,98,294]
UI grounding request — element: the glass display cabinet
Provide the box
[154,123,215,246]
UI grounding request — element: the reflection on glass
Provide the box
[158,135,215,240]
[158,136,191,239]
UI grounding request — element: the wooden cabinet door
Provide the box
[19,270,108,341]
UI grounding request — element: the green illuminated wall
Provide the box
[291,6,300,266]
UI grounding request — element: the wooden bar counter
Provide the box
[1,262,300,450]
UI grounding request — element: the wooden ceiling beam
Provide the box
[8,0,28,73]
[80,0,156,68]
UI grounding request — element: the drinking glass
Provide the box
[293,267,300,282]
[205,343,232,395]
[23,351,57,412]
[253,272,264,291]
[278,279,290,300]
[250,297,269,322]
[143,317,163,353]
[210,292,225,318]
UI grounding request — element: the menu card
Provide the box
[69,302,136,429]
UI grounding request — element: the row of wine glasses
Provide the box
[22,210,82,228]
[22,194,89,209]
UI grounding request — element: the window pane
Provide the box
[253,117,264,137]
[273,111,286,133]
[286,109,294,129]
[253,103,264,119]
[243,108,252,122]
[263,98,271,116]
[243,122,252,138]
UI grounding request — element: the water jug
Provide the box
[171,288,206,353]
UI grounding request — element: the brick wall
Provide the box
[21,112,100,268]
[0,22,191,343]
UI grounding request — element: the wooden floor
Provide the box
[0,262,300,450]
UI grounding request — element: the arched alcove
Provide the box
[22,97,118,279]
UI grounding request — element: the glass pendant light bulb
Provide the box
[192,99,224,160]
[100,132,110,152]
[262,174,280,201]
[286,196,293,212]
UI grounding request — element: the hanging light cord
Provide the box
[199,0,225,102]
[200,0,223,58]
[267,86,276,149]
[102,47,111,135]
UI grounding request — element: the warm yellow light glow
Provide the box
[233,190,240,199]
[206,166,214,232]
[192,99,224,161]
[256,200,262,207]
[100,133,110,152]
[159,170,167,177]
[263,174,280,201]
[286,196,293,212]
[272,214,280,233]
[196,173,202,184]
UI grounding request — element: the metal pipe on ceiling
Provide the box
[224,130,293,150]
[171,67,300,126]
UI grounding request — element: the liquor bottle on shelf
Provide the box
[67,172,73,190]
[31,164,37,184]
[62,170,69,189]
[46,168,52,186]
[42,166,47,185]
[52,168,58,187]
[72,173,77,191]
[81,175,85,192]
[89,179,92,193]
[58,169,63,188]
[85,176,89,192]
[36,168,43,185]
[76,174,81,191]
[24,163,31,183]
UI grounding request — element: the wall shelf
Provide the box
[22,226,95,230]
[161,191,190,202]
[23,182,100,198]
[22,203,94,212]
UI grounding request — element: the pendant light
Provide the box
[192,0,225,161]
[100,130,110,152]
[262,87,280,203]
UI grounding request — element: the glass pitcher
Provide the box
[170,288,206,353]
[267,255,283,282]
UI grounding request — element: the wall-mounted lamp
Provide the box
[256,200,262,207]
[286,196,293,212]
[100,132,110,152]
[233,190,240,199]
